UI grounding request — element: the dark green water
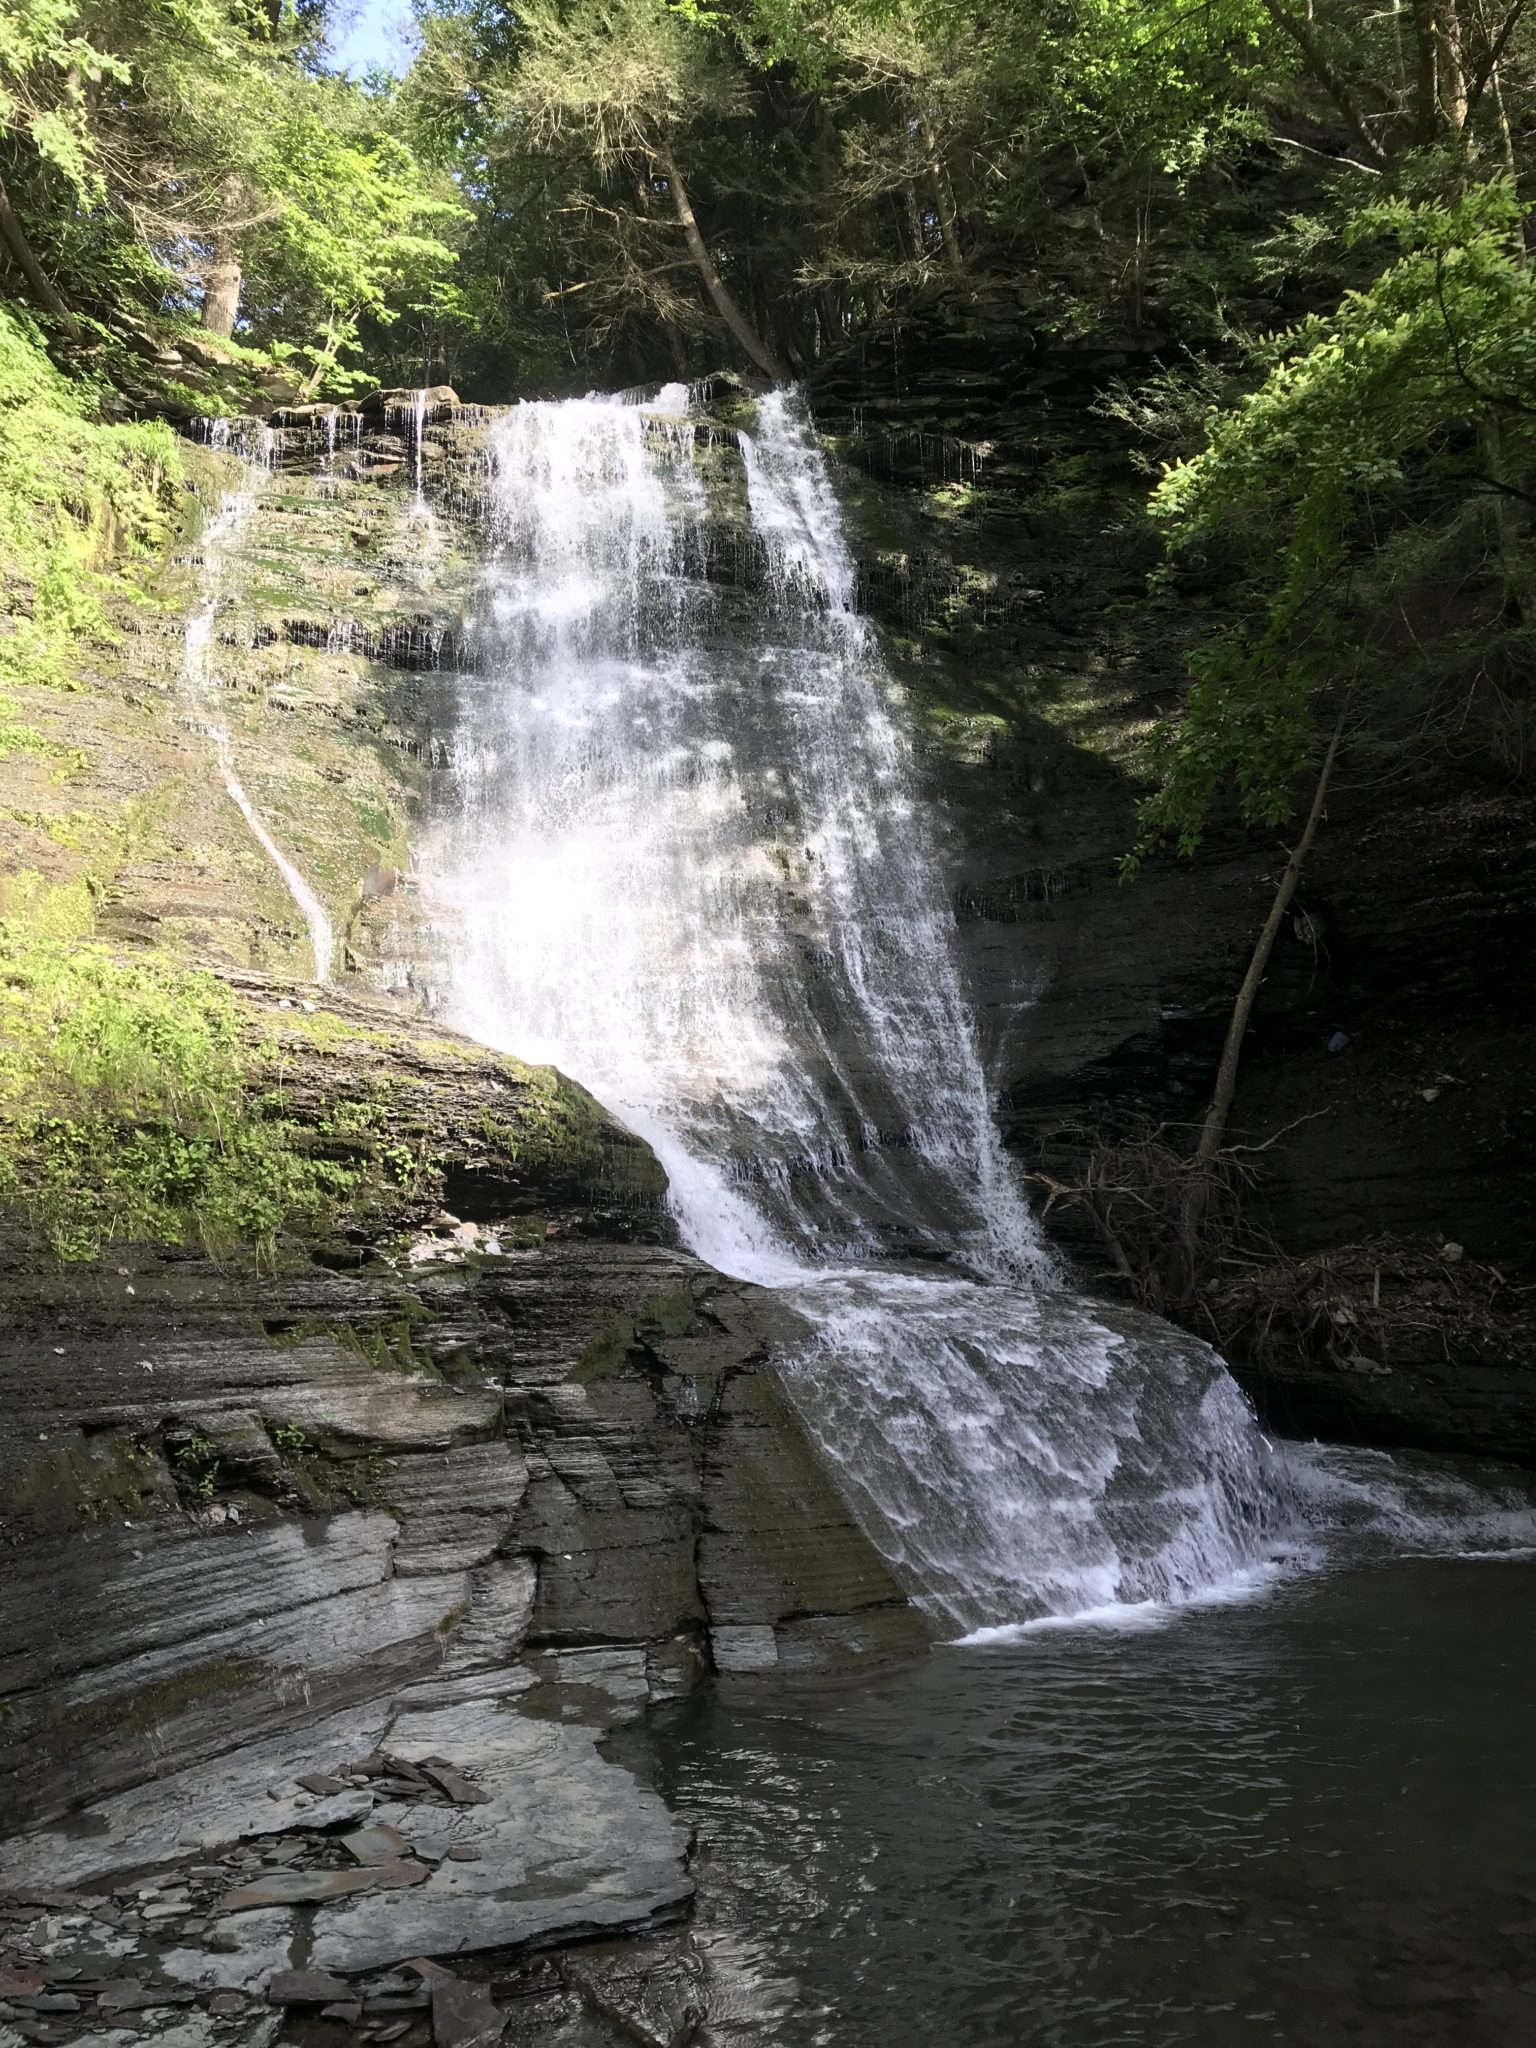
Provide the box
[654,1546,1536,2046]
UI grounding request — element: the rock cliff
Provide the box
[808,314,1536,1463]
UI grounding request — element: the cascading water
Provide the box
[426,386,1276,1631]
[390,387,441,545]
[184,421,334,984]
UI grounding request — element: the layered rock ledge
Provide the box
[0,984,925,2035]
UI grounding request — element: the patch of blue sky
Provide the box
[329,0,415,79]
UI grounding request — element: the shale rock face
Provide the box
[0,1204,921,1848]
[0,982,923,2028]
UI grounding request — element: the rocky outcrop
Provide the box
[0,1116,921,1822]
[0,967,924,2030]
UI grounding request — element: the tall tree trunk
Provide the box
[902,179,926,263]
[1261,0,1393,164]
[202,232,242,338]
[1480,409,1528,617]
[1410,0,1444,138]
[298,306,353,401]
[1463,1,1527,138]
[1176,720,1344,1276]
[0,177,80,339]
[919,115,964,272]
[654,146,787,383]
[1436,1,1470,129]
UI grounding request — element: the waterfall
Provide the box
[426,387,1275,1632]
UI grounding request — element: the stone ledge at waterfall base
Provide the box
[0,983,927,2028]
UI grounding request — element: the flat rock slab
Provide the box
[417,1762,489,1807]
[342,1823,410,1866]
[223,1858,428,1910]
[267,1969,350,2005]
[0,1704,386,1888]
[303,1699,691,1973]
[431,1973,501,2048]
[163,1910,297,1995]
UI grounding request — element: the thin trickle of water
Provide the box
[184,423,334,984]
[426,388,1276,1631]
[388,387,442,547]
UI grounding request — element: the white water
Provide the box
[185,423,334,984]
[389,387,442,545]
[425,387,1282,1631]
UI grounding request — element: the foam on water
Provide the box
[1277,1439,1536,1557]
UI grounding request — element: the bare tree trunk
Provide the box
[202,233,242,338]
[1410,0,1444,138]
[1480,408,1528,616]
[655,146,787,383]
[1436,0,1470,129]
[902,179,926,262]
[0,176,80,339]
[1261,0,1393,164]
[1464,1,1527,137]
[919,115,964,272]
[1177,720,1344,1274]
[298,306,352,401]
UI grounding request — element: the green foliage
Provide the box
[1137,186,1535,856]
[173,1432,220,1498]
[3,3,459,396]
[0,925,358,1260]
[0,306,179,688]
[231,78,467,390]
[0,0,127,195]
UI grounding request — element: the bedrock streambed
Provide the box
[633,1460,1536,2048]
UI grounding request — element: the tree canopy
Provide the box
[0,1,460,401]
[1,0,1531,847]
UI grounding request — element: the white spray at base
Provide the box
[422,388,1530,1635]
[184,423,334,985]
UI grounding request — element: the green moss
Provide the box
[0,694,88,773]
[476,1065,634,1187]
[638,1288,702,1339]
[339,1301,438,1377]
[0,925,367,1261]
[573,1313,639,1383]
[351,794,394,845]
[0,308,182,692]
[56,1659,270,1746]
[4,1428,176,1532]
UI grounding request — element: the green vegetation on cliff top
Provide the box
[0,305,178,691]
[3,1,1532,850]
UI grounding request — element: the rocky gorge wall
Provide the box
[805,314,1536,1465]
[1,348,1531,2042]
